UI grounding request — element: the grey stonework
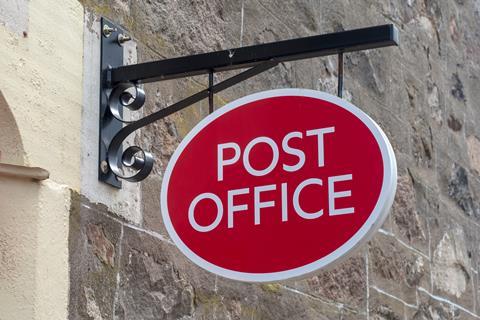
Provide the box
[73,0,480,319]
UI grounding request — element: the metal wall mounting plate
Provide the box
[99,17,124,188]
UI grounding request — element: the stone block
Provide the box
[115,225,195,320]
[444,162,480,220]
[69,195,123,320]
[343,1,392,28]
[390,174,430,256]
[128,0,242,59]
[349,86,411,161]
[428,201,477,313]
[368,286,413,320]
[464,65,480,139]
[368,233,430,305]
[141,175,168,236]
[433,151,480,223]
[241,0,296,46]
[345,50,391,109]
[409,289,478,320]
[291,251,367,310]
[246,0,322,37]
[291,58,332,92]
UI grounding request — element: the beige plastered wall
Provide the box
[0,0,84,319]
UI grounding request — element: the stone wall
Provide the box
[72,1,480,319]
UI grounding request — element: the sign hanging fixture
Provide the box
[161,89,397,282]
[97,19,399,281]
[98,19,398,187]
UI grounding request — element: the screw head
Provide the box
[103,24,116,38]
[100,160,109,174]
[117,34,132,45]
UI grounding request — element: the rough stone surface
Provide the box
[115,227,195,320]
[368,234,430,305]
[390,175,427,252]
[114,226,363,320]
[74,0,480,319]
[292,252,366,309]
[432,227,470,299]
[86,223,116,268]
[448,163,479,218]
[69,196,123,320]
[467,135,480,176]
[369,288,407,320]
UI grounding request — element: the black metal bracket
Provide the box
[99,19,399,188]
[99,17,125,188]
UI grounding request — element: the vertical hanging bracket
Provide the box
[99,17,125,188]
[337,52,344,98]
[208,71,214,114]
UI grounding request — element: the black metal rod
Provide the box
[337,52,344,98]
[208,71,214,114]
[111,24,398,84]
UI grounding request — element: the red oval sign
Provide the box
[161,89,397,282]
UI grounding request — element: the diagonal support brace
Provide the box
[103,60,278,186]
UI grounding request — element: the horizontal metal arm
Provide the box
[111,24,399,84]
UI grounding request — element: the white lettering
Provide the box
[328,174,354,215]
[306,127,335,167]
[227,188,250,228]
[243,137,279,176]
[217,142,241,181]
[254,184,276,225]
[188,193,223,232]
[281,182,288,222]
[282,131,305,172]
[293,178,324,219]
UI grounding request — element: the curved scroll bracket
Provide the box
[99,18,158,187]
[99,20,281,187]
[99,17,399,188]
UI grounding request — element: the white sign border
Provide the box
[160,88,397,282]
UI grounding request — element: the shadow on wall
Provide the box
[0,89,25,165]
